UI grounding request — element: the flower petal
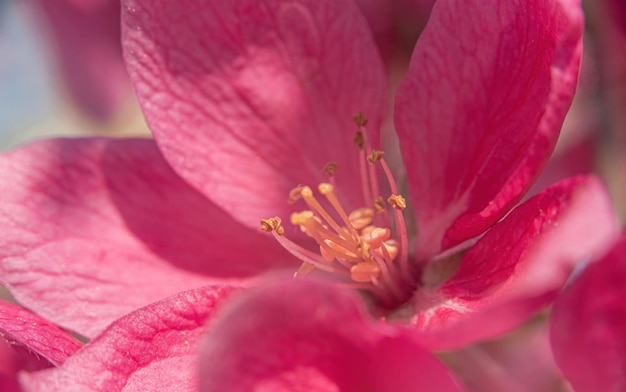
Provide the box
[199,277,461,392]
[0,301,81,367]
[20,285,235,392]
[550,235,626,392]
[33,0,131,121]
[395,0,584,257]
[0,138,286,337]
[409,176,618,350]
[122,0,387,228]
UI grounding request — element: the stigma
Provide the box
[260,113,414,305]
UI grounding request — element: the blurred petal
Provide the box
[449,321,566,392]
[395,0,584,257]
[550,235,626,392]
[33,0,131,121]
[0,301,81,367]
[199,278,461,392]
[409,176,618,349]
[0,138,285,337]
[20,285,235,392]
[122,0,387,228]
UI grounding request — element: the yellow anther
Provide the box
[350,261,380,283]
[362,227,390,248]
[353,112,368,127]
[260,217,284,235]
[290,210,315,226]
[348,208,375,230]
[367,150,384,163]
[323,162,338,177]
[318,183,334,195]
[388,194,407,210]
[300,186,313,198]
[376,240,399,261]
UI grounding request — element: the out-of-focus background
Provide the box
[0,0,148,149]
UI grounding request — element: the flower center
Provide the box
[261,114,415,306]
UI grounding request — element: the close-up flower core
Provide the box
[261,113,416,307]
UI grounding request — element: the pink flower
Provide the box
[0,0,618,389]
[550,234,626,391]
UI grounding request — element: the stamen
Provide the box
[388,194,407,210]
[291,210,361,263]
[318,183,359,239]
[348,208,375,230]
[299,186,352,239]
[323,162,338,177]
[353,112,368,128]
[350,261,380,283]
[260,217,284,235]
[367,150,384,163]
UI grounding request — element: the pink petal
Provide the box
[410,176,618,350]
[550,235,626,391]
[199,277,461,392]
[0,138,287,337]
[20,285,235,392]
[32,0,131,121]
[395,0,584,258]
[0,301,81,367]
[449,321,565,392]
[122,0,387,229]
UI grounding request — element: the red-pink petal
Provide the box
[199,278,461,391]
[122,0,387,229]
[20,285,235,392]
[0,301,81,367]
[550,235,626,391]
[0,138,287,337]
[395,0,584,258]
[409,176,618,350]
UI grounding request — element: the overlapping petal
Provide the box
[0,138,287,337]
[0,301,81,367]
[550,235,626,392]
[199,277,461,391]
[20,285,235,392]
[122,0,387,230]
[395,0,584,258]
[409,176,617,350]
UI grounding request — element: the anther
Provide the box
[353,112,368,127]
[318,183,334,195]
[367,150,384,163]
[348,208,375,230]
[388,194,407,210]
[323,162,338,177]
[362,227,390,248]
[350,261,380,283]
[260,217,284,235]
